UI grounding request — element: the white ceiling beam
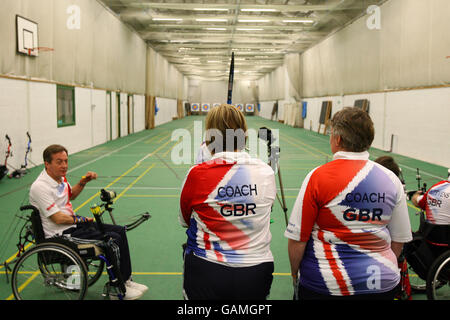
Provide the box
[143,23,316,32]
[128,2,345,12]
[142,31,323,40]
[127,14,318,23]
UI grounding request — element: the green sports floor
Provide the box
[0,115,448,300]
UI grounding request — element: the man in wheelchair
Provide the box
[405,173,450,281]
[29,144,148,300]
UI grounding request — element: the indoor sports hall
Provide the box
[0,0,449,302]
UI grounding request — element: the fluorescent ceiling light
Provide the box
[282,19,314,23]
[241,9,277,12]
[238,19,270,23]
[196,18,228,22]
[237,28,264,31]
[194,8,228,11]
[207,60,221,63]
[152,18,183,21]
[206,28,227,30]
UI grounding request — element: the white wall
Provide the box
[258,101,276,120]
[110,93,118,140]
[0,77,148,170]
[133,94,146,133]
[300,0,450,98]
[120,92,128,138]
[255,0,450,169]
[301,87,450,168]
[91,89,108,146]
[187,79,259,106]
[154,97,178,127]
[0,78,29,170]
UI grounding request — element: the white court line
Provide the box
[398,163,446,180]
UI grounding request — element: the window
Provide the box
[57,85,75,127]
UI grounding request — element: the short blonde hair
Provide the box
[205,104,248,153]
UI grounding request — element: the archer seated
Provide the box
[29,144,148,300]
[404,175,450,279]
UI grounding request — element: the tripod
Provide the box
[258,127,289,226]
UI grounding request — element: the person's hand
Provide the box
[80,171,98,186]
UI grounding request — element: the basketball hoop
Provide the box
[27,47,54,57]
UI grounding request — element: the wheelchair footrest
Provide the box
[103,282,125,300]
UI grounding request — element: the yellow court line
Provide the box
[140,123,195,161]
[144,132,168,144]
[407,202,423,213]
[158,133,171,143]
[6,270,40,300]
[1,243,34,268]
[114,164,156,202]
[161,133,193,158]
[138,138,175,164]
[74,162,142,213]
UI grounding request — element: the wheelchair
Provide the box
[9,189,150,300]
[404,213,450,300]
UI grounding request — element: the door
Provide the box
[128,94,134,135]
[116,92,121,138]
[106,91,112,141]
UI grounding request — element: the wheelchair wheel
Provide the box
[426,250,450,300]
[11,243,88,300]
[85,257,105,286]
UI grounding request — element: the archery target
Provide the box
[235,103,243,111]
[201,103,210,112]
[245,104,255,113]
[191,103,200,112]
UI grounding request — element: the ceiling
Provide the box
[99,0,385,81]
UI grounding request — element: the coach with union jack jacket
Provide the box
[285,107,412,300]
[179,104,276,300]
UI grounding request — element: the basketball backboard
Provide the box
[16,15,39,56]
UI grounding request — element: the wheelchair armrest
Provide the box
[20,205,40,215]
[42,237,104,258]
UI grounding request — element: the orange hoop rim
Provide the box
[27,47,55,55]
